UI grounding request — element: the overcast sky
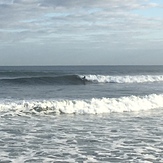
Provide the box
[0,0,163,65]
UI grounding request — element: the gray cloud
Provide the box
[0,0,163,65]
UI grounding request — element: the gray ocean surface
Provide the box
[0,66,163,162]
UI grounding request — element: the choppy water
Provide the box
[0,66,163,162]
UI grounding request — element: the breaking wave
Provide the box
[0,94,163,116]
[83,74,163,83]
[1,74,163,85]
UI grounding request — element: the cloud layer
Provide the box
[0,0,163,65]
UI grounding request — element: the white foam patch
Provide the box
[0,94,163,115]
[81,75,163,83]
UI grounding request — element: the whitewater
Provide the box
[0,65,163,162]
[83,74,163,83]
[1,94,163,116]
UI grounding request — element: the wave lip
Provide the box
[0,94,163,116]
[83,75,163,83]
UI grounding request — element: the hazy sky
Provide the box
[0,0,163,65]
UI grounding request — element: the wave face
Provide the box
[2,74,163,85]
[0,75,85,85]
[83,75,163,84]
[1,94,163,116]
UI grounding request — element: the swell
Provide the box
[0,94,163,116]
[0,75,85,85]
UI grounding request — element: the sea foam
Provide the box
[0,94,163,115]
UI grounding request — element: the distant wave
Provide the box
[1,74,163,85]
[82,75,163,84]
[0,94,163,116]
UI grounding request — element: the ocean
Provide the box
[0,65,163,162]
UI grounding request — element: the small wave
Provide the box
[0,94,163,116]
[82,75,163,83]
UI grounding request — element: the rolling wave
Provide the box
[1,74,163,85]
[0,94,163,116]
[0,75,85,85]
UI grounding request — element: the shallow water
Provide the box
[0,109,163,163]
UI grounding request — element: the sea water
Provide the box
[0,66,163,162]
